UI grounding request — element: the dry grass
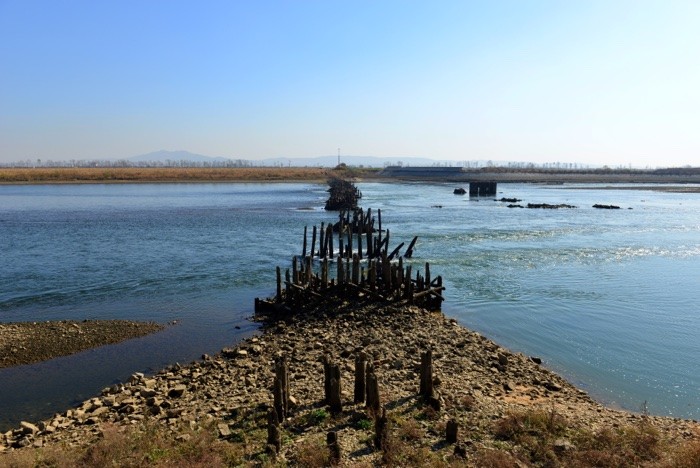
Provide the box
[4,406,700,467]
[0,167,338,183]
[1,421,249,468]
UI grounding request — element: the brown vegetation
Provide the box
[0,167,341,183]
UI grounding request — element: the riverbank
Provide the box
[0,167,344,184]
[2,301,699,466]
[0,320,165,369]
[3,166,700,186]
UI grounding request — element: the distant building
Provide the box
[378,166,465,179]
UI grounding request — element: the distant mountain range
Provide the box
[127,150,480,168]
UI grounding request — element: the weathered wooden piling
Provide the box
[327,431,341,465]
[273,357,289,420]
[419,349,434,400]
[446,419,459,444]
[260,206,445,317]
[323,355,342,414]
[267,408,281,455]
[374,406,388,450]
[354,351,367,404]
[366,363,381,414]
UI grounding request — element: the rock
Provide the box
[453,188,466,195]
[217,423,231,438]
[553,438,575,453]
[168,385,187,398]
[544,381,562,392]
[20,421,39,435]
[497,353,508,366]
[530,356,542,365]
[90,407,109,417]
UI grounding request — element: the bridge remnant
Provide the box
[469,181,497,197]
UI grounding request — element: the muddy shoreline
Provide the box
[0,320,165,369]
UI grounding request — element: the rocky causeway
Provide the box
[2,298,698,464]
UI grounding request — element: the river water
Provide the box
[1,181,699,429]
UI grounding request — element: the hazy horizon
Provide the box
[2,1,699,168]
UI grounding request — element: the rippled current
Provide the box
[1,182,699,429]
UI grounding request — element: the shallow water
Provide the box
[1,181,699,429]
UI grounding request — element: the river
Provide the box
[1,181,699,430]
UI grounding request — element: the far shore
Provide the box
[2,166,700,187]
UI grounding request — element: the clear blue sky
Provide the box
[1,1,699,167]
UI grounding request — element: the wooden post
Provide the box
[425,262,431,289]
[319,222,325,258]
[366,226,373,258]
[322,257,329,288]
[285,269,291,303]
[328,224,334,259]
[374,406,388,450]
[267,408,281,455]
[420,349,434,399]
[405,236,418,258]
[311,225,317,259]
[382,251,391,292]
[354,351,367,404]
[337,258,344,284]
[276,266,282,302]
[323,355,332,403]
[377,209,382,245]
[366,363,380,414]
[302,226,307,258]
[357,224,363,260]
[324,355,342,414]
[352,254,360,285]
[292,256,299,285]
[274,357,289,420]
[338,228,344,259]
[306,256,312,285]
[329,369,342,414]
[369,260,376,291]
[446,419,458,444]
[327,431,341,465]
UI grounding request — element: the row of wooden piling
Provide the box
[269,251,443,312]
[324,177,362,211]
[256,207,443,314]
[303,208,418,262]
[265,348,462,461]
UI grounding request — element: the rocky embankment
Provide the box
[2,300,698,464]
[0,320,164,369]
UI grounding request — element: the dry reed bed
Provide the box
[0,167,335,183]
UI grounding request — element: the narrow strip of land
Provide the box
[0,320,164,369]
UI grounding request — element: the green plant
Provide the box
[355,418,372,430]
[306,408,329,426]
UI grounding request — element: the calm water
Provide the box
[1,182,699,429]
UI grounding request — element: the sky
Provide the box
[1,1,699,168]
